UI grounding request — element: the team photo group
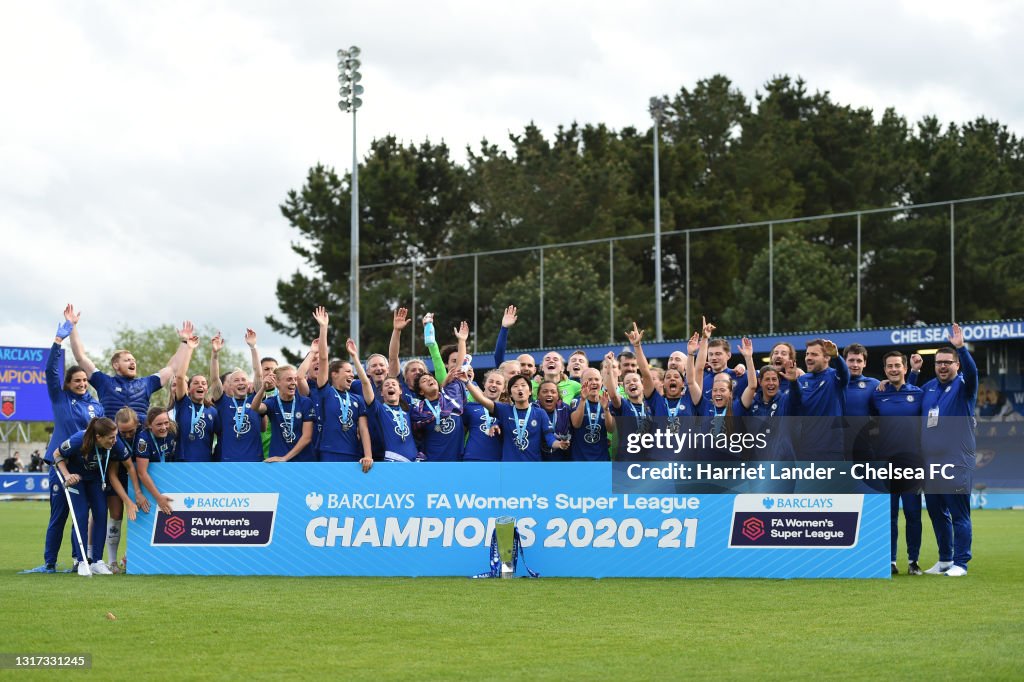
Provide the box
[31,300,978,579]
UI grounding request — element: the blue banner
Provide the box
[0,473,49,494]
[0,346,56,422]
[126,463,890,578]
[503,321,1024,367]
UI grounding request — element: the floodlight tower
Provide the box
[337,46,364,346]
[649,96,670,341]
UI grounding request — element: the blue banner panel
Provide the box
[127,464,890,578]
[0,473,49,494]
[0,346,56,422]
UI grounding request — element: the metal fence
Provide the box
[359,190,1024,354]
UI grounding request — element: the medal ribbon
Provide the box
[280,397,295,441]
[425,398,442,427]
[190,401,205,434]
[94,446,110,484]
[230,397,245,437]
[514,405,532,443]
[332,388,351,426]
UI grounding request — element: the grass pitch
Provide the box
[1,502,1022,680]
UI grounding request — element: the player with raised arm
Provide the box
[349,338,409,467]
[869,351,925,576]
[410,322,470,462]
[65,305,191,424]
[796,338,850,460]
[462,371,507,462]
[313,307,372,469]
[209,329,264,462]
[171,333,218,462]
[920,323,978,577]
[24,306,105,573]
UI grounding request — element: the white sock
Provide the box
[87,545,94,563]
[106,519,123,565]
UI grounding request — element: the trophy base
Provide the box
[499,562,515,578]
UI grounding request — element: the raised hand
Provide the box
[245,328,257,349]
[186,335,200,350]
[910,353,923,372]
[780,359,798,382]
[177,321,195,342]
[262,371,277,390]
[454,321,470,341]
[64,304,80,325]
[599,391,610,409]
[739,337,753,357]
[950,323,964,348]
[312,306,329,328]
[687,332,700,355]
[501,305,518,328]
[393,307,410,331]
[626,321,644,346]
[421,312,434,326]
[702,316,716,339]
[346,338,359,359]
[822,340,838,357]
[211,333,224,353]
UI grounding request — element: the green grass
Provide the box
[1,502,1022,680]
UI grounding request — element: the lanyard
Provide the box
[628,400,646,429]
[666,397,681,418]
[712,405,727,435]
[94,446,110,483]
[148,432,165,463]
[331,388,351,424]
[585,400,602,427]
[384,403,409,441]
[189,401,205,434]
[425,398,442,426]
[514,405,532,443]
[230,396,245,437]
[280,397,295,440]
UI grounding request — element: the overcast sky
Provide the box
[2,0,1022,360]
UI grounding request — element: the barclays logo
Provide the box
[306,492,324,511]
[762,497,775,510]
[184,496,196,509]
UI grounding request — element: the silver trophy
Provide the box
[495,516,517,578]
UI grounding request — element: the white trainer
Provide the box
[944,565,968,577]
[924,561,953,574]
[90,560,114,575]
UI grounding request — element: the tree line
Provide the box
[269,75,1024,363]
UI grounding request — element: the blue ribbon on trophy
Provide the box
[470,516,539,579]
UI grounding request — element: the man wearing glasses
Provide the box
[919,324,978,577]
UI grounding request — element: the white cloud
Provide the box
[1,0,1022,357]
